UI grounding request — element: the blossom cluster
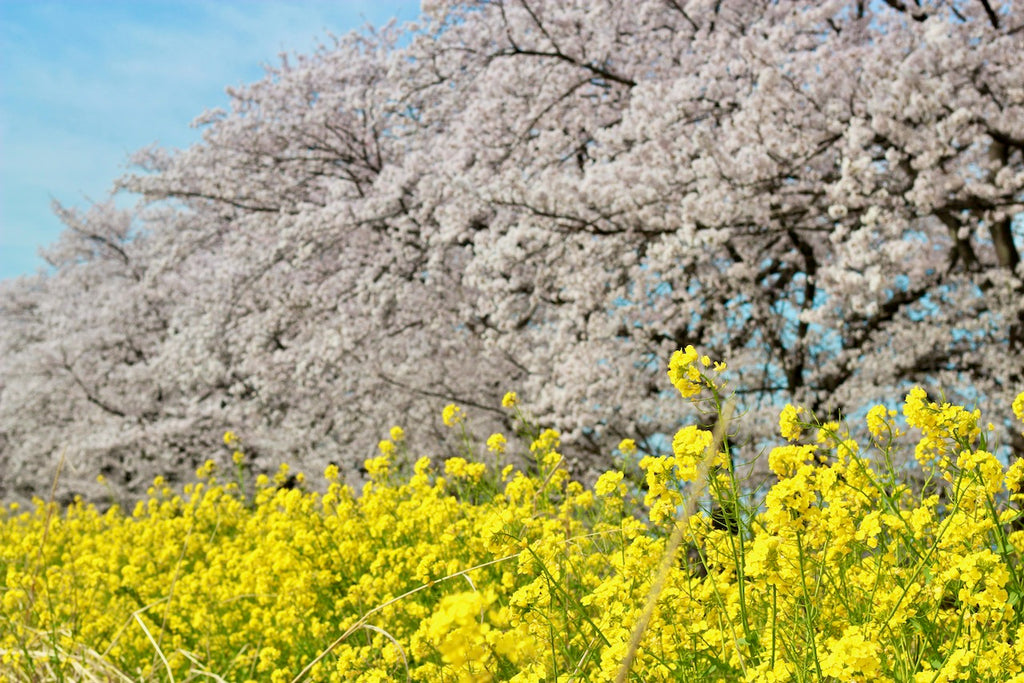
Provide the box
[3,0,1022,504]
[3,371,1024,681]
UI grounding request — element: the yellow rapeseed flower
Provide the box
[196,459,216,479]
[445,457,486,482]
[819,625,882,680]
[442,403,463,427]
[486,433,507,455]
[768,444,816,478]
[866,404,889,440]
[530,429,560,455]
[667,345,702,398]
[778,404,803,441]
[594,471,624,497]
[671,425,715,481]
[364,455,389,479]
[4,365,1022,683]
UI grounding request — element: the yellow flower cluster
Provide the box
[486,433,507,455]
[3,379,1024,682]
[666,345,702,397]
[903,386,982,465]
[666,345,726,400]
[778,403,803,442]
[444,456,487,482]
[442,404,464,427]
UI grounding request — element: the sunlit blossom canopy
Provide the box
[0,0,1021,502]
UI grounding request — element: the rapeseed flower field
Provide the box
[2,349,1024,682]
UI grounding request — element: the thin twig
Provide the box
[615,400,736,683]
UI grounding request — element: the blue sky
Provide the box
[0,0,421,281]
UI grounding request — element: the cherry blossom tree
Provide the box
[1,0,1022,502]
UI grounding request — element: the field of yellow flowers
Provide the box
[2,348,1024,682]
